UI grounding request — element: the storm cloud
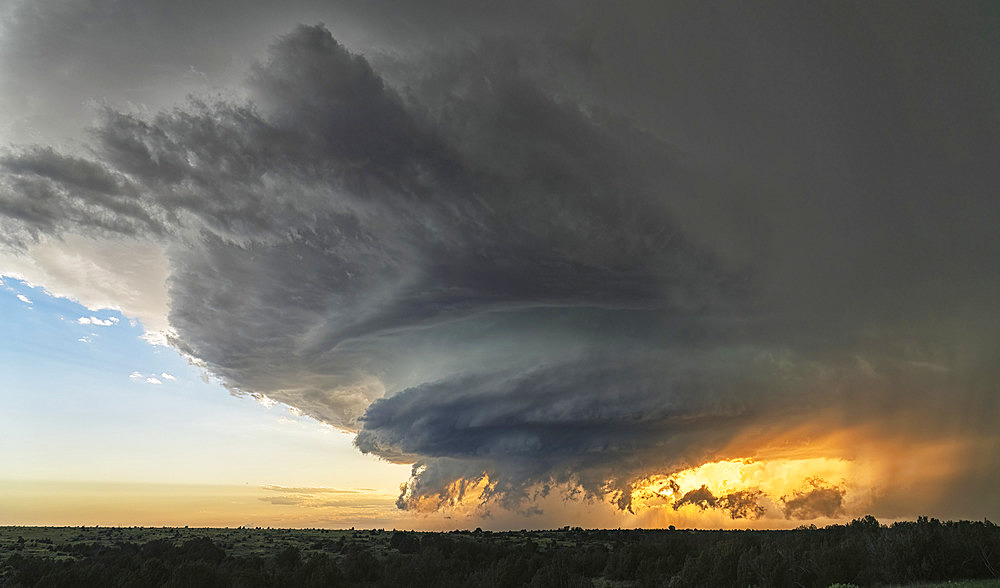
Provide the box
[2,2,999,521]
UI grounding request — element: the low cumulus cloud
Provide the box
[78,315,118,326]
[667,485,766,520]
[129,371,169,385]
[673,486,718,512]
[781,478,847,521]
[1,9,998,521]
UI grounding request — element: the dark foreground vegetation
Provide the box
[2,517,999,587]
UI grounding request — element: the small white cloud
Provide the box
[78,316,118,326]
[145,377,163,385]
[160,372,176,380]
[78,337,90,343]
[16,294,32,304]
[129,371,144,381]
[141,330,170,346]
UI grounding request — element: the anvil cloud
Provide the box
[2,1,998,522]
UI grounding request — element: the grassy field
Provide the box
[1,525,373,559]
[2,523,999,587]
[893,582,1000,588]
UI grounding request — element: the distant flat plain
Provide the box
[2,523,1000,587]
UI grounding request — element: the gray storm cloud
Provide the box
[781,479,847,521]
[671,486,766,521]
[2,2,999,520]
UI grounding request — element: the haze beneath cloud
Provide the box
[2,1,998,525]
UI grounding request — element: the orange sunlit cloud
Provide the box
[624,421,975,528]
[376,419,980,531]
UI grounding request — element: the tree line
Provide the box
[2,516,999,587]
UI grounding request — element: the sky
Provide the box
[1,0,998,530]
